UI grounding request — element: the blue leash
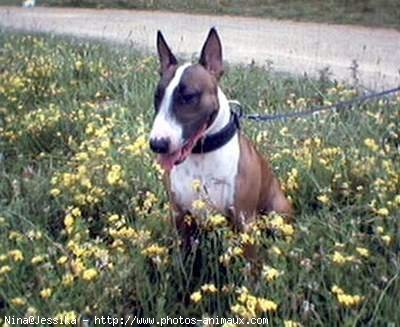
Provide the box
[229,86,400,122]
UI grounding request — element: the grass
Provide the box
[0,30,399,326]
[3,0,400,29]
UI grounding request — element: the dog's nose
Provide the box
[149,137,170,154]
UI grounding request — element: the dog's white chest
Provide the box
[170,134,240,215]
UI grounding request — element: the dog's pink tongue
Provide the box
[157,152,181,172]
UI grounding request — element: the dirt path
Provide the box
[1,6,399,89]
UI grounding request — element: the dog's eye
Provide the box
[181,92,199,104]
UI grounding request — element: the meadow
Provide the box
[0,31,399,326]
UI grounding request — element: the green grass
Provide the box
[3,0,400,29]
[0,30,399,326]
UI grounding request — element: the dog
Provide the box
[149,28,293,245]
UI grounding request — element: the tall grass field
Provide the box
[0,31,399,326]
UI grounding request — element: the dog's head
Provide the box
[149,28,224,172]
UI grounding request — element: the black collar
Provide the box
[192,110,240,154]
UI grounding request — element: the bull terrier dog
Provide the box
[149,28,293,244]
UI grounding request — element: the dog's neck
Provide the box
[187,87,238,161]
[204,88,231,137]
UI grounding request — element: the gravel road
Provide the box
[1,6,399,89]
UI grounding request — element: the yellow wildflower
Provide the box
[57,256,68,265]
[201,283,218,294]
[237,289,249,304]
[75,60,83,70]
[111,239,125,250]
[71,207,81,217]
[70,258,85,275]
[62,273,74,287]
[192,199,206,211]
[82,268,99,282]
[356,247,370,258]
[143,192,158,211]
[263,265,281,282]
[80,176,92,189]
[245,294,257,315]
[9,231,24,241]
[62,173,75,187]
[332,251,354,265]
[317,194,330,205]
[10,297,27,306]
[381,235,391,245]
[207,214,227,228]
[50,188,61,197]
[100,139,111,150]
[0,265,11,275]
[127,135,148,155]
[26,230,42,240]
[108,214,120,223]
[281,223,295,236]
[40,288,52,299]
[110,226,141,239]
[8,249,24,262]
[257,298,278,312]
[240,232,255,245]
[64,214,74,234]
[191,179,202,192]
[190,291,202,303]
[31,255,45,265]
[106,164,123,186]
[270,213,284,227]
[75,152,89,161]
[332,285,364,307]
[285,168,299,192]
[364,138,379,152]
[280,127,289,136]
[232,246,243,256]
[141,244,168,258]
[331,285,344,294]
[337,293,364,307]
[270,246,282,256]
[376,208,389,217]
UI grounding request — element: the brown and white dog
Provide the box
[149,28,293,242]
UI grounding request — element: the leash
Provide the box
[229,86,400,123]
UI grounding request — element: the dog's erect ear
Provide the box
[199,28,223,79]
[157,31,178,74]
